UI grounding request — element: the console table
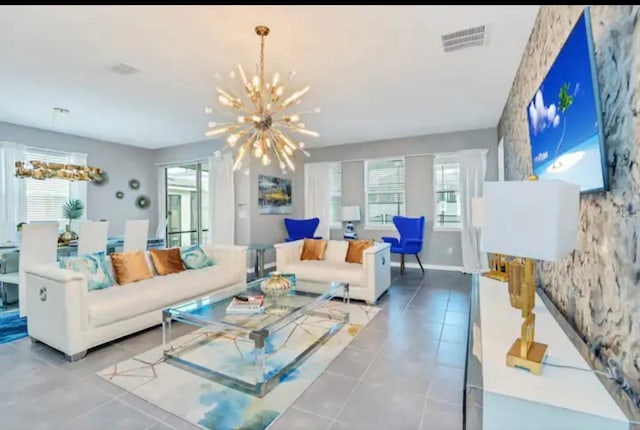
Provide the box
[464,275,639,429]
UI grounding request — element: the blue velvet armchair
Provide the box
[382,216,425,275]
[284,218,322,242]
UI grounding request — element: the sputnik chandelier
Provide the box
[204,25,319,172]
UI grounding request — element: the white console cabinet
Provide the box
[464,275,637,430]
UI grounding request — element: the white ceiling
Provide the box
[0,5,539,149]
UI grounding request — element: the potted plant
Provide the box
[60,199,84,243]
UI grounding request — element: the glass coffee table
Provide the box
[162,279,350,397]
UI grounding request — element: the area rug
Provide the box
[97,301,379,430]
[0,310,28,345]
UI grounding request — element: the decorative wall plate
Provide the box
[136,195,151,209]
[115,191,124,199]
[92,171,108,186]
[128,178,140,190]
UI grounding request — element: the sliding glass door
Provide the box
[165,164,209,247]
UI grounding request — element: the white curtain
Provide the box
[0,141,26,242]
[156,166,167,242]
[459,149,488,273]
[304,162,331,239]
[208,153,235,245]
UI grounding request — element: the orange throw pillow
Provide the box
[110,251,154,285]
[300,239,328,261]
[346,240,374,264]
[149,248,185,276]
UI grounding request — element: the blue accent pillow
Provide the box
[180,245,214,270]
[59,251,114,291]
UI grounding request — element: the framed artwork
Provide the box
[258,175,292,215]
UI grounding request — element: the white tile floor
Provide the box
[0,268,469,430]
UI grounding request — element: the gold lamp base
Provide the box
[506,338,548,375]
[484,253,509,282]
[484,270,509,282]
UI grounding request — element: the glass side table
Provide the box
[247,243,275,278]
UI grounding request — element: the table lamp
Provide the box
[341,206,361,240]
[480,180,579,374]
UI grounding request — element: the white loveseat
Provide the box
[275,240,391,304]
[25,244,247,361]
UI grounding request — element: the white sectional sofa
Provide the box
[25,244,247,361]
[275,240,391,305]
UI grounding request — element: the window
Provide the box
[434,157,461,230]
[329,163,342,228]
[165,163,209,247]
[25,148,85,224]
[365,158,405,227]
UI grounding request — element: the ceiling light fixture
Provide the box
[204,25,320,172]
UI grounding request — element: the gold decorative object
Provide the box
[506,257,547,374]
[505,174,546,375]
[15,160,104,182]
[260,272,292,296]
[204,25,319,172]
[484,253,509,282]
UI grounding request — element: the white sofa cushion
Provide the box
[283,261,364,286]
[324,240,348,264]
[88,264,239,328]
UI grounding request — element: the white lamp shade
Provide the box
[341,206,361,222]
[480,180,580,261]
[471,197,484,228]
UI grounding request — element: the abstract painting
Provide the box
[258,175,292,215]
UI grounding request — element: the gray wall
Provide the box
[498,5,640,397]
[295,128,498,267]
[250,164,297,265]
[0,121,157,236]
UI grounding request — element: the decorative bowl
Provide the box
[260,272,292,296]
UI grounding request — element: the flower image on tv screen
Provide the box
[526,8,608,193]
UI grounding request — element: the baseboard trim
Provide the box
[390,261,464,272]
[245,262,276,274]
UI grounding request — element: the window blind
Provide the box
[24,148,73,223]
[366,159,405,226]
[329,163,342,227]
[434,159,461,228]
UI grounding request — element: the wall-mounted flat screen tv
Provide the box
[526,7,608,193]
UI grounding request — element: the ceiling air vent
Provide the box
[108,62,139,76]
[441,25,485,52]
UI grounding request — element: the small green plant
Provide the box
[62,199,84,229]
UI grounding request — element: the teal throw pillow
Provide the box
[180,245,214,270]
[59,251,114,291]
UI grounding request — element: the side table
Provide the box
[247,243,274,278]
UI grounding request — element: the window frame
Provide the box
[433,155,462,232]
[164,162,209,246]
[328,162,342,229]
[364,156,406,230]
[24,147,87,226]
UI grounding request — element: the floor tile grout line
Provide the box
[290,404,337,422]
[64,397,117,425]
[417,383,434,430]
[329,325,389,426]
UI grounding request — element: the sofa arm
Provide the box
[362,242,392,303]
[275,240,303,271]
[25,264,89,357]
[202,244,248,283]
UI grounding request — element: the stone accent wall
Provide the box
[498,5,640,399]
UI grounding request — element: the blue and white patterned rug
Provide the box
[97,301,379,430]
[0,310,28,345]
